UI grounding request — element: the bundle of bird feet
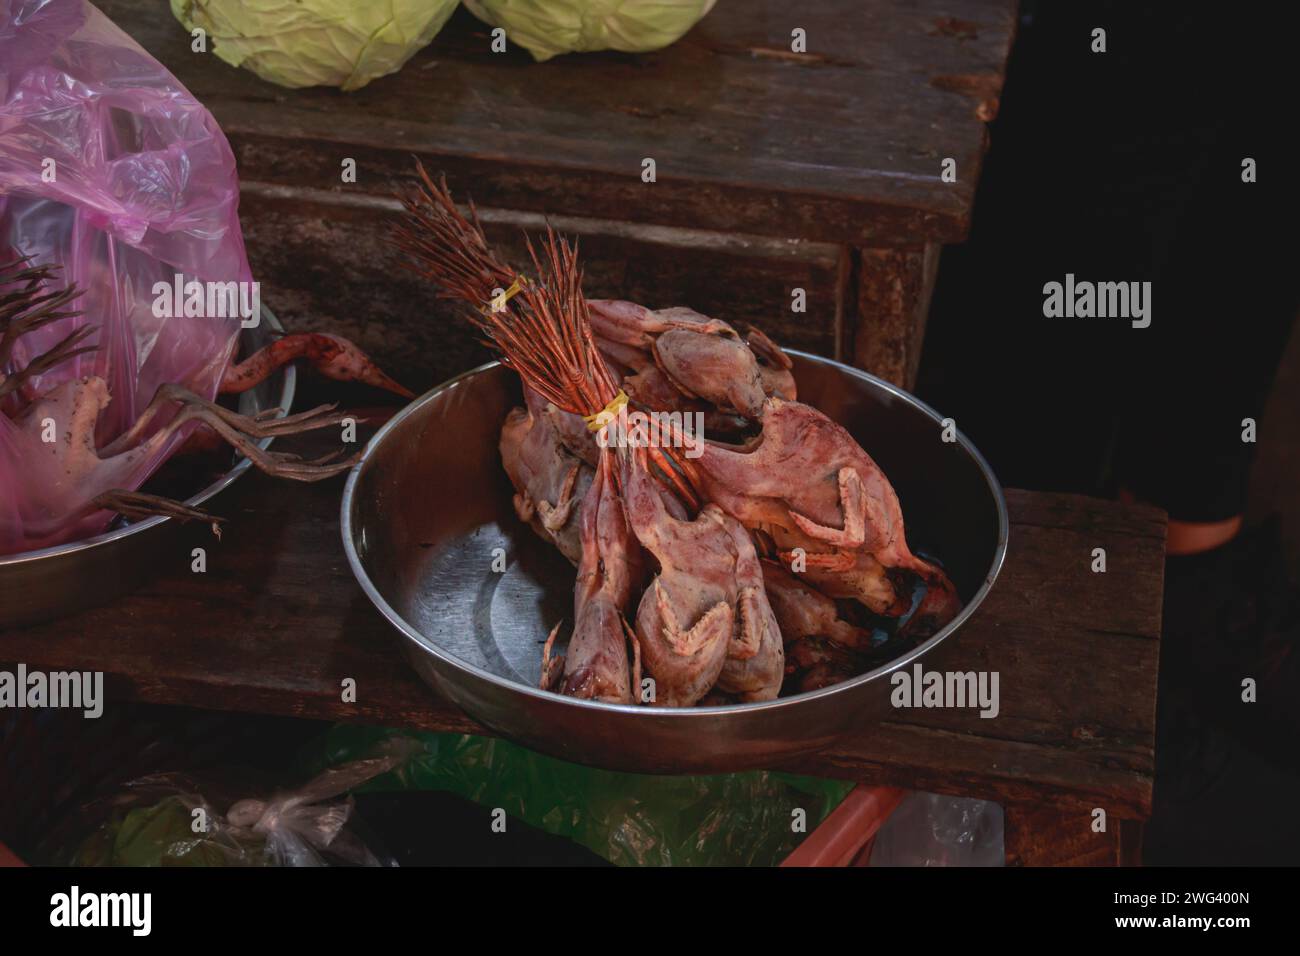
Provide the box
[395,165,962,707]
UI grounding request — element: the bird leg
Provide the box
[107,383,361,481]
[0,258,93,401]
[219,332,414,399]
[91,489,225,538]
[535,461,582,532]
[0,325,98,401]
[788,467,870,550]
[655,583,734,658]
[540,621,566,691]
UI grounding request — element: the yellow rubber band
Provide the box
[583,390,629,432]
[488,276,526,313]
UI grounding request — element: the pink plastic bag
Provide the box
[0,0,248,553]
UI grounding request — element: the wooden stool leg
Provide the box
[1004,803,1142,866]
[851,243,941,388]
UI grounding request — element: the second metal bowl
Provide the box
[343,353,1008,774]
[0,308,294,629]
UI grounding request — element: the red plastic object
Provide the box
[0,840,25,867]
[781,785,903,867]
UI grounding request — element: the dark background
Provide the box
[917,2,1299,864]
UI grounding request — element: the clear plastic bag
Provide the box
[0,0,248,552]
[868,790,1005,867]
[41,740,414,867]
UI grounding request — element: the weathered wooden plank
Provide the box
[236,184,845,391]
[0,453,1163,818]
[852,244,941,386]
[983,492,1166,640]
[94,0,1017,244]
[1003,803,1127,866]
[1009,488,1168,540]
[783,724,1152,819]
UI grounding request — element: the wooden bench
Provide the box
[98,0,1019,390]
[3,431,1164,865]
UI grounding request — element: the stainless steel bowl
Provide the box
[0,308,294,629]
[342,353,1008,774]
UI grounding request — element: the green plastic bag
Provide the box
[296,726,853,866]
[65,794,261,867]
[43,743,414,867]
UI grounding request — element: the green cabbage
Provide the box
[463,0,717,62]
[170,0,459,91]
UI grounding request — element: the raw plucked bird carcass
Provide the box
[0,259,411,554]
[0,1,410,555]
[395,162,961,708]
